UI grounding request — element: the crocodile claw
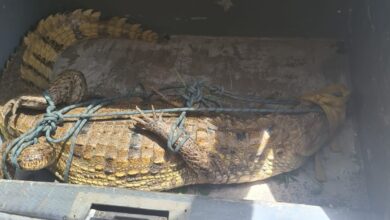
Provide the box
[131,115,147,126]
[134,106,163,124]
[151,105,157,120]
[2,98,21,132]
[3,98,20,118]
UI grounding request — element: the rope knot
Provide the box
[40,111,65,137]
[43,111,64,125]
[183,81,204,107]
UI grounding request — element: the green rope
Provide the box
[1,81,321,181]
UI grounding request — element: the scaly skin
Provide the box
[2,102,329,191]
[0,65,349,191]
[0,81,349,191]
[0,9,350,190]
[15,9,159,89]
[0,9,161,133]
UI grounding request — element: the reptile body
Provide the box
[0,9,160,125]
[0,70,349,190]
[0,9,349,190]
[8,9,158,90]
[2,98,331,190]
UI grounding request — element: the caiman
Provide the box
[0,9,349,191]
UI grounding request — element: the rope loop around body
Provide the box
[167,112,190,152]
[1,94,111,180]
[1,80,322,181]
[170,81,207,152]
[182,81,204,107]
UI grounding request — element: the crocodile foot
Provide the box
[132,107,228,182]
[2,96,47,135]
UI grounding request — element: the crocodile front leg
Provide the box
[132,107,228,183]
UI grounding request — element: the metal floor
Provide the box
[0,180,378,220]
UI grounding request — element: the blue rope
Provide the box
[162,81,307,152]
[63,107,321,119]
[158,83,300,105]
[1,92,113,180]
[167,112,190,152]
[1,81,321,181]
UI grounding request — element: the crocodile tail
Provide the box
[20,9,159,89]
